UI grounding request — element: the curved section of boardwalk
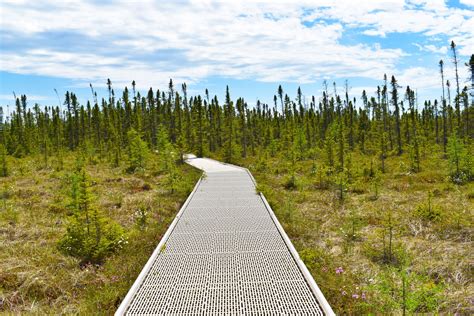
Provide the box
[116,157,333,315]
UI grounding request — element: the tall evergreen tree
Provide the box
[391,76,402,155]
[450,41,461,133]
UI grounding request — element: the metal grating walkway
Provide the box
[116,157,334,315]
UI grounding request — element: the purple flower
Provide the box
[361,292,366,300]
[336,267,344,274]
[352,294,359,299]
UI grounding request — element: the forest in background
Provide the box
[0,46,473,314]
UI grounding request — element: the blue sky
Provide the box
[0,0,473,113]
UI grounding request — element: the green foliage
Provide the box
[370,268,443,314]
[54,148,64,171]
[409,137,421,172]
[282,197,295,223]
[59,168,126,265]
[405,273,444,313]
[414,191,443,222]
[335,170,348,201]
[342,207,363,242]
[0,143,7,177]
[283,173,298,190]
[0,197,18,225]
[370,171,382,200]
[299,248,369,314]
[324,132,335,168]
[127,128,149,173]
[255,150,269,172]
[157,133,183,194]
[134,203,149,230]
[364,209,405,266]
[314,162,330,190]
[447,133,473,184]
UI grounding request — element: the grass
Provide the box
[226,146,473,314]
[1,147,472,314]
[0,152,200,314]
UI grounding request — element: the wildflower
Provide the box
[341,290,347,296]
[352,294,359,299]
[336,267,344,274]
[361,292,366,300]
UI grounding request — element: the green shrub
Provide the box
[414,191,442,222]
[255,151,269,172]
[313,163,331,190]
[370,268,443,314]
[467,190,474,200]
[349,179,367,194]
[127,128,149,173]
[283,173,298,190]
[59,168,125,265]
[0,204,19,225]
[447,134,473,184]
[406,276,443,313]
[0,144,7,177]
[335,170,348,201]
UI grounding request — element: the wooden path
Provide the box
[116,157,333,315]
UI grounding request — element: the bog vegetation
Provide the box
[0,46,473,313]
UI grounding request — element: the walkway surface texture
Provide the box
[116,156,333,315]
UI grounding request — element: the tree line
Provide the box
[0,50,473,182]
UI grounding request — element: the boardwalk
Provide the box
[116,157,333,315]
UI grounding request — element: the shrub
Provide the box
[0,144,7,177]
[134,204,149,230]
[405,272,444,313]
[447,133,473,184]
[342,207,363,242]
[59,168,126,265]
[0,204,18,225]
[314,163,331,190]
[255,151,269,172]
[414,191,442,222]
[349,179,367,194]
[335,170,348,201]
[370,268,443,314]
[363,210,405,266]
[283,173,298,190]
[127,128,149,173]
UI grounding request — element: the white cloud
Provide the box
[0,0,405,86]
[460,0,474,7]
[0,94,49,101]
[414,43,448,55]
[0,0,472,99]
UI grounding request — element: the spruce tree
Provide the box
[440,60,448,153]
[450,41,461,133]
[127,128,149,172]
[59,167,125,265]
[391,76,402,155]
[465,54,474,137]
